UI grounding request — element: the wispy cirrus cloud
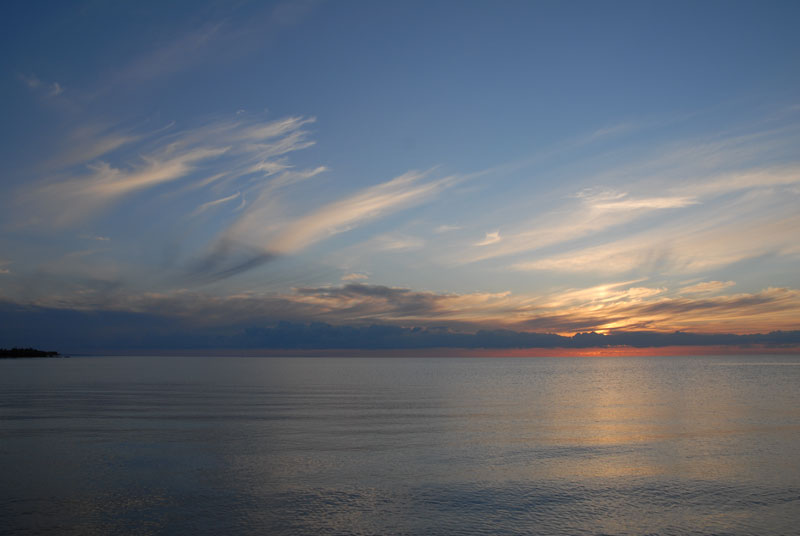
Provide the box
[189,192,242,218]
[675,165,800,198]
[369,234,426,252]
[265,171,456,254]
[193,169,457,280]
[460,190,697,264]
[19,115,318,227]
[223,170,454,256]
[584,121,638,142]
[31,147,231,226]
[512,200,800,275]
[451,118,800,285]
[45,124,141,170]
[79,234,111,242]
[534,279,662,310]
[579,190,697,211]
[452,115,800,271]
[19,73,64,98]
[474,231,501,246]
[12,103,461,284]
[680,280,736,294]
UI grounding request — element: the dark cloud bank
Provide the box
[2,301,798,353]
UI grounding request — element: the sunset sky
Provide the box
[1,1,799,352]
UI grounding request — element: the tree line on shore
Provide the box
[0,347,60,358]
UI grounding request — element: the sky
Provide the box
[1,0,800,352]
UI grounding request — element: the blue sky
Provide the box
[2,1,800,350]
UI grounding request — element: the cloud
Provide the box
[5,273,800,349]
[375,234,425,251]
[190,192,241,218]
[519,286,800,335]
[676,166,800,199]
[585,122,637,141]
[20,115,319,227]
[435,224,461,233]
[611,288,800,333]
[455,117,800,267]
[587,195,697,211]
[30,147,230,226]
[187,240,278,283]
[19,108,458,283]
[474,231,501,246]
[189,168,454,281]
[460,190,699,264]
[49,82,64,97]
[342,272,369,281]
[267,171,455,254]
[44,124,141,170]
[574,188,699,212]
[512,207,800,276]
[512,245,655,274]
[680,280,736,294]
[14,113,359,286]
[289,283,511,324]
[18,73,41,89]
[537,279,661,309]
[216,169,456,264]
[20,282,521,330]
[2,296,799,352]
[18,73,64,98]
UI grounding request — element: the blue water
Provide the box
[2,355,800,535]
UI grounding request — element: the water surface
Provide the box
[2,355,799,534]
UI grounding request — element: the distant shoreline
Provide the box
[0,348,62,358]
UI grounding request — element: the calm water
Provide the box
[2,355,800,535]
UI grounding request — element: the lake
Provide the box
[2,355,799,535]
